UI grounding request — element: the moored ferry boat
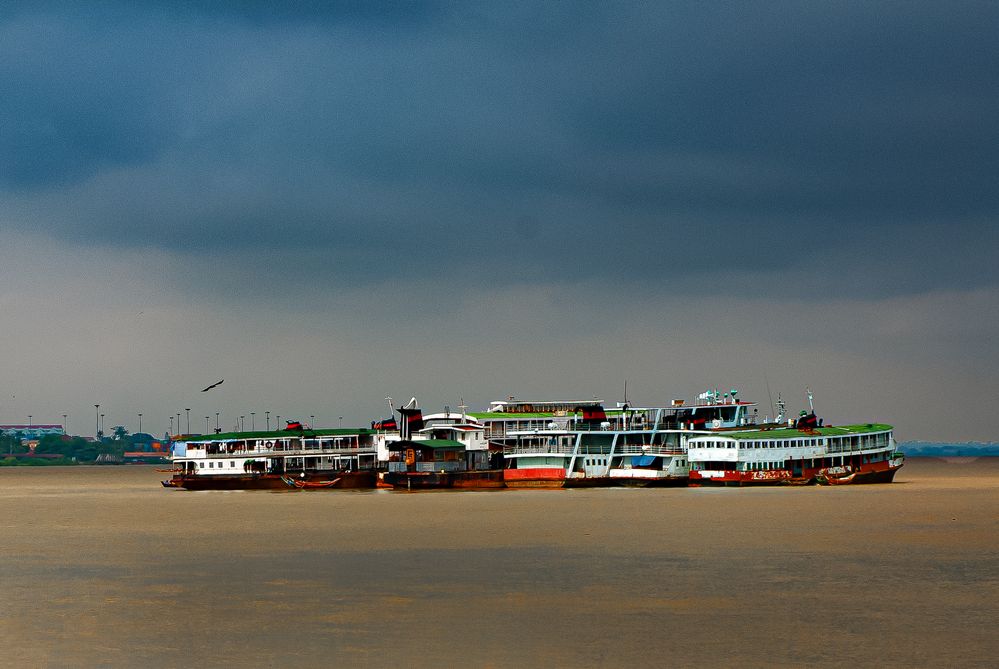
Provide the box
[686,422,903,486]
[164,422,386,490]
[492,393,757,487]
[382,404,503,490]
[500,404,691,488]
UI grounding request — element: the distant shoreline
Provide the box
[898,442,999,457]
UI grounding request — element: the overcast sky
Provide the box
[2,2,997,441]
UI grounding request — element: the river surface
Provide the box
[2,458,997,667]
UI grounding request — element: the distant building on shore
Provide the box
[0,424,65,441]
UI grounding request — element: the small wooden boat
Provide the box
[783,477,815,486]
[282,475,343,489]
[816,466,856,485]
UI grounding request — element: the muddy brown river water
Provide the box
[1,458,997,667]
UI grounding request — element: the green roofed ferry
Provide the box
[686,421,903,486]
[163,422,388,490]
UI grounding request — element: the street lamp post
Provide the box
[339,416,343,428]
[170,416,174,435]
[138,413,142,434]
[215,412,220,432]
[100,414,104,437]
[205,416,210,433]
[95,404,100,440]
[63,414,68,435]
[266,411,270,430]
[311,415,315,429]
[277,415,281,429]
[250,412,255,431]
[28,415,32,428]
[185,409,190,434]
[176,413,181,436]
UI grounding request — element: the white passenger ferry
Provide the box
[687,420,903,486]
[163,421,390,490]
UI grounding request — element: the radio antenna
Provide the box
[764,372,775,422]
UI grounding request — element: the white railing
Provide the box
[189,444,377,459]
[503,443,683,456]
[616,444,685,456]
[504,444,576,455]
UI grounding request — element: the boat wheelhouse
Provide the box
[164,427,385,490]
[686,423,902,486]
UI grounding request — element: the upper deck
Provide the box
[172,428,381,460]
[176,427,377,444]
[721,423,893,441]
[474,398,759,437]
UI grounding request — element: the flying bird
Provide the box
[201,379,224,392]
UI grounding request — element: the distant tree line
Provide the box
[0,427,162,466]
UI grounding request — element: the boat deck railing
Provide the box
[192,445,378,459]
[491,422,673,436]
[503,444,684,456]
[616,444,685,456]
[493,420,757,438]
[504,444,575,455]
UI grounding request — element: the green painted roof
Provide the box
[413,439,465,449]
[721,424,893,440]
[176,428,373,443]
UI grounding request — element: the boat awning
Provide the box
[387,439,465,451]
[631,455,657,467]
[413,439,465,450]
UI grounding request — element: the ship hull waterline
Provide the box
[384,470,505,490]
[163,470,377,491]
[689,461,902,487]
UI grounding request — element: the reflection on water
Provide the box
[2,458,997,667]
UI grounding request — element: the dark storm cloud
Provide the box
[2,2,997,296]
